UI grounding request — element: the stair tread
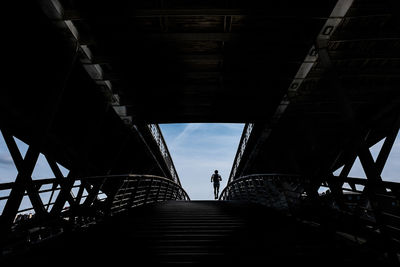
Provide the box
[7,200,387,265]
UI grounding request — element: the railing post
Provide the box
[164,182,170,201]
[144,178,153,205]
[82,178,105,208]
[174,185,180,200]
[155,180,162,202]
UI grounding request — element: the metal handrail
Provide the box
[110,174,190,214]
[220,173,400,255]
[0,174,189,218]
[0,174,189,254]
[148,124,181,185]
[220,174,309,212]
[228,123,254,183]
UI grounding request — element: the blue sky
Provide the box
[159,123,244,200]
[160,124,400,198]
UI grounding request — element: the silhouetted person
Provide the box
[211,170,222,199]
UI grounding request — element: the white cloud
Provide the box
[172,123,203,146]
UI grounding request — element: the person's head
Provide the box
[214,170,218,174]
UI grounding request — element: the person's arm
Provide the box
[211,175,213,182]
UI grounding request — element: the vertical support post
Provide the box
[127,179,140,208]
[75,181,85,206]
[46,155,75,208]
[144,178,153,205]
[50,171,77,215]
[155,180,162,202]
[46,180,57,211]
[83,178,105,208]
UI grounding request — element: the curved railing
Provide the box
[0,174,189,255]
[220,173,400,257]
[148,124,181,185]
[228,123,254,183]
[110,174,190,214]
[219,174,310,213]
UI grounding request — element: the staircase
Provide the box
[3,201,388,265]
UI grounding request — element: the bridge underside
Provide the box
[2,18,167,179]
[227,0,400,178]
[4,0,399,179]
[14,0,340,124]
[5,1,399,175]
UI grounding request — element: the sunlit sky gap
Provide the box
[159,123,244,200]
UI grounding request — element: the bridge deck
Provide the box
[3,201,388,265]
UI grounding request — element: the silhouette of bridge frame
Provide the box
[1,0,400,264]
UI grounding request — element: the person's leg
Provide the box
[214,183,219,199]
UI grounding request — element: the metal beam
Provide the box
[78,32,315,46]
[63,8,333,20]
[0,144,43,229]
[1,134,47,218]
[50,171,76,215]
[45,155,76,208]
[82,54,225,65]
